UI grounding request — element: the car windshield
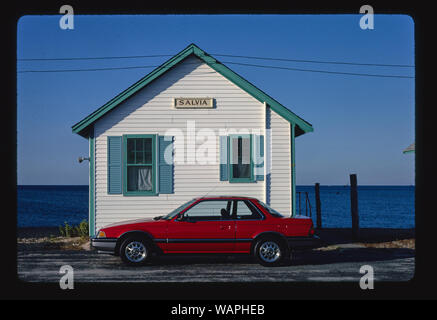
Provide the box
[257,201,284,218]
[160,199,197,220]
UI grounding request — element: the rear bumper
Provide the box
[287,235,322,249]
[90,237,117,253]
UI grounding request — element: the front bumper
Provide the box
[287,235,322,249]
[90,237,117,253]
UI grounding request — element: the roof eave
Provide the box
[71,43,197,138]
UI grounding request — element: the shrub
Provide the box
[58,220,89,238]
[75,220,89,237]
[65,223,74,237]
[59,223,66,237]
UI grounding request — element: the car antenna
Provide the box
[200,182,220,199]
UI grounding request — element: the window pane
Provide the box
[161,199,196,220]
[233,164,251,179]
[127,139,136,164]
[257,201,284,217]
[231,137,239,165]
[143,138,152,164]
[127,138,153,164]
[231,136,251,179]
[241,137,250,164]
[145,151,152,164]
[136,151,144,164]
[235,200,262,220]
[144,138,152,152]
[127,166,152,191]
[136,138,144,151]
[184,200,231,221]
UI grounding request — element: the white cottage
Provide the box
[72,44,313,236]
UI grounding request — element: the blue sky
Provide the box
[17,14,415,185]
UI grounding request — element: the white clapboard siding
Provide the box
[269,108,292,217]
[93,56,271,230]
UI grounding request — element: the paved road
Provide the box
[17,247,414,283]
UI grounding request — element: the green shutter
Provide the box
[159,136,174,194]
[219,136,228,181]
[255,134,264,181]
[107,136,122,194]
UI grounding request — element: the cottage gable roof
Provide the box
[72,43,313,138]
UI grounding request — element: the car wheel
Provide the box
[254,238,287,267]
[119,237,152,266]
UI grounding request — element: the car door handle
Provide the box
[220,225,231,230]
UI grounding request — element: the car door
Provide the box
[166,199,235,253]
[232,200,266,253]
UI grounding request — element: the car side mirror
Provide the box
[176,214,196,223]
[183,216,197,223]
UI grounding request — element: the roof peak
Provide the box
[72,44,313,138]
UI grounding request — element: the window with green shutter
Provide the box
[220,134,264,183]
[229,134,254,183]
[123,134,156,196]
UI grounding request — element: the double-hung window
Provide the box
[229,134,253,183]
[219,134,264,183]
[123,134,156,195]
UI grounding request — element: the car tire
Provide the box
[119,236,152,266]
[253,237,288,267]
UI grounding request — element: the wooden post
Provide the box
[305,192,308,216]
[315,183,322,229]
[298,192,301,215]
[350,174,359,239]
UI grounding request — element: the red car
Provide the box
[91,196,320,266]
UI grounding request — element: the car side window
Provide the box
[234,200,263,220]
[183,200,232,221]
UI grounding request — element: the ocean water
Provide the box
[17,185,415,229]
[17,185,89,228]
[296,185,415,229]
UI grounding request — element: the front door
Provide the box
[166,199,235,253]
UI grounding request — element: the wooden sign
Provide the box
[174,98,214,109]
